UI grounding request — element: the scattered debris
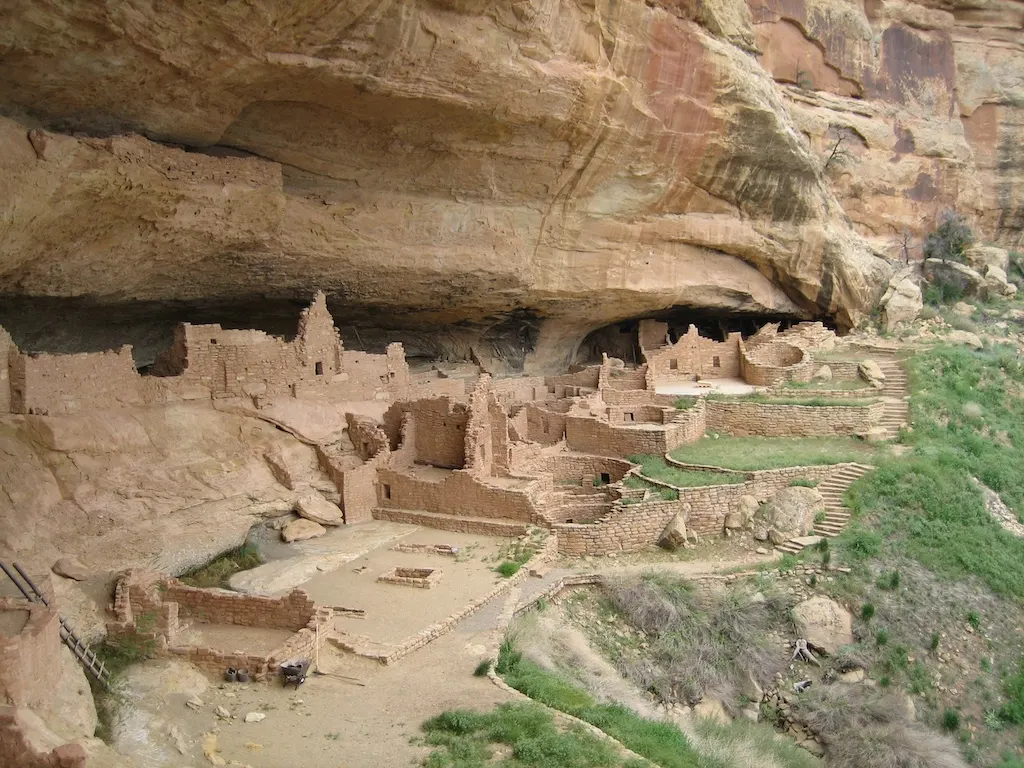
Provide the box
[244,712,266,723]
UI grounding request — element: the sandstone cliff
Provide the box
[0,0,1021,368]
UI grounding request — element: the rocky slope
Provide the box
[0,0,1021,368]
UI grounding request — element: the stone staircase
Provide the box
[876,358,909,439]
[776,463,873,554]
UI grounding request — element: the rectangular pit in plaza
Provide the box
[377,566,443,589]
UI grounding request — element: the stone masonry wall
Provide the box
[600,389,677,407]
[17,347,143,415]
[564,400,705,458]
[739,339,814,386]
[377,468,544,523]
[643,324,742,382]
[557,462,859,555]
[165,583,316,631]
[524,403,569,444]
[706,399,883,437]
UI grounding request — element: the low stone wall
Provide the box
[705,399,883,437]
[739,339,814,386]
[556,462,862,555]
[545,454,634,485]
[107,570,329,681]
[600,389,677,407]
[564,401,704,458]
[377,467,544,524]
[373,507,530,536]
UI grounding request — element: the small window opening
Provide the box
[624,412,635,422]
[600,472,611,484]
[315,361,324,375]
[210,339,218,345]
[382,484,392,500]
[713,356,721,368]
[669,359,678,370]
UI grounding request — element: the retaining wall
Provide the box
[705,399,883,437]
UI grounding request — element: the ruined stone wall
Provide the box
[295,292,344,377]
[490,376,549,405]
[16,347,143,415]
[605,404,668,424]
[565,400,705,457]
[545,455,634,485]
[463,376,495,475]
[600,389,677,407]
[0,604,62,710]
[739,339,814,385]
[546,366,601,391]
[555,500,681,556]
[384,397,469,469]
[376,468,542,524]
[642,324,742,382]
[165,583,316,631]
[524,403,569,444]
[706,399,883,437]
[603,366,649,391]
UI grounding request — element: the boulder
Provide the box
[952,301,976,316]
[811,364,833,382]
[792,596,853,654]
[863,426,890,443]
[724,494,759,530]
[880,271,923,331]
[294,493,344,526]
[965,244,1010,274]
[947,330,983,349]
[752,487,824,545]
[858,360,886,389]
[281,518,326,542]
[838,668,865,684]
[658,511,692,551]
[923,258,986,299]
[52,557,90,581]
[985,265,1017,298]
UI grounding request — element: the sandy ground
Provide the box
[298,529,505,645]
[653,378,758,396]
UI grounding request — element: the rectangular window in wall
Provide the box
[382,484,392,500]
[315,361,324,375]
[669,359,678,370]
[713,356,721,368]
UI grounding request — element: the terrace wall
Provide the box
[376,468,543,524]
[16,347,143,415]
[564,400,705,458]
[705,400,883,437]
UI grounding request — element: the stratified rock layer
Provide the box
[0,1,1020,367]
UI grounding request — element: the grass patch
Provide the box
[421,702,643,767]
[691,718,820,768]
[495,539,536,578]
[179,542,262,588]
[623,475,678,501]
[707,393,878,407]
[627,455,745,488]
[496,637,700,767]
[782,378,869,391]
[790,478,819,488]
[674,396,698,410]
[670,436,876,471]
[838,346,1024,598]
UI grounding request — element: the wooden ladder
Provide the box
[0,561,111,690]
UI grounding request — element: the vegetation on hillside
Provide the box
[626,455,745,488]
[179,542,262,588]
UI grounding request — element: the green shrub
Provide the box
[791,478,820,488]
[674,396,698,411]
[876,628,889,646]
[929,632,940,652]
[998,656,1024,724]
[473,658,493,677]
[923,211,973,264]
[942,708,961,732]
[497,561,522,578]
[179,542,262,588]
[967,611,981,630]
[876,570,902,591]
[861,603,876,621]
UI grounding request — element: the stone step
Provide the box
[373,507,530,536]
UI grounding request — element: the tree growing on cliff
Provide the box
[923,211,974,263]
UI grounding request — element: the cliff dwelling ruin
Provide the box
[1,0,1022,765]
